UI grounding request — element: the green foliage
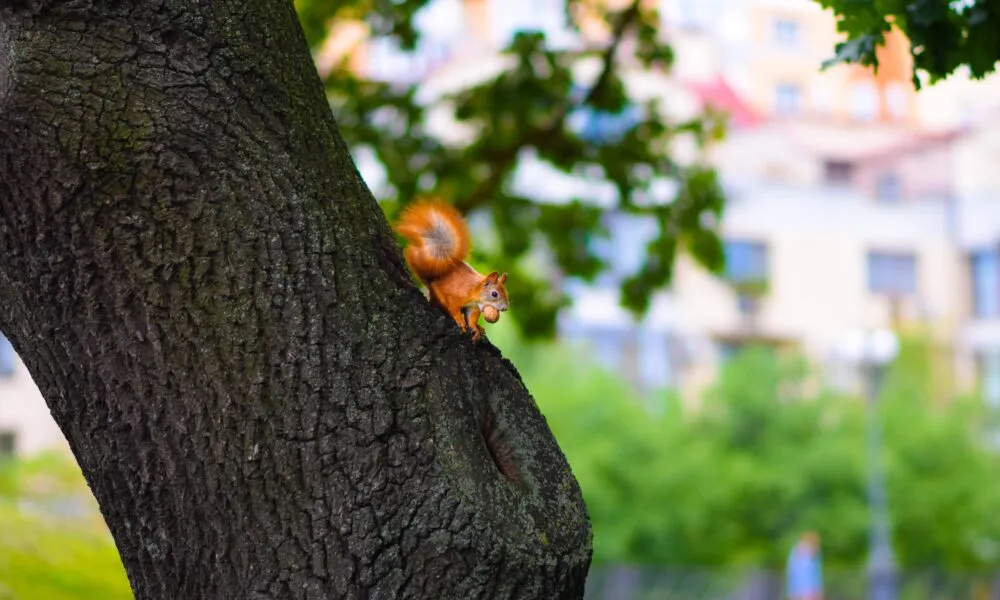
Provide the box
[0,505,133,600]
[295,0,728,338]
[816,0,1000,87]
[490,323,1000,571]
[879,334,1000,570]
[0,453,132,600]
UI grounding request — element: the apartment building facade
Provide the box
[546,0,1000,402]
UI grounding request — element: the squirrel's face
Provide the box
[479,272,509,312]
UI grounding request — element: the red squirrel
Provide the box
[395,199,509,341]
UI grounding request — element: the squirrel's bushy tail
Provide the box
[395,199,471,282]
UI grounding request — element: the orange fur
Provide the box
[395,199,509,341]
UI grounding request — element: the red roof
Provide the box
[683,76,761,128]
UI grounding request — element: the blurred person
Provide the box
[786,531,823,600]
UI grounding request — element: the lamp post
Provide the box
[837,328,900,600]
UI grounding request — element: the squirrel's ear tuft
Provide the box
[485,271,499,283]
[498,272,508,285]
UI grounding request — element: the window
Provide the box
[867,251,917,295]
[774,83,802,116]
[773,19,799,48]
[885,83,909,120]
[810,80,834,113]
[876,172,902,202]
[850,81,879,122]
[718,339,778,363]
[970,250,1000,318]
[725,241,768,284]
[824,160,855,186]
[978,351,1000,408]
[587,328,626,373]
[569,324,669,391]
[0,431,14,458]
[718,340,745,363]
[736,293,760,316]
[0,334,15,379]
[637,330,672,390]
[676,0,710,31]
[600,214,657,280]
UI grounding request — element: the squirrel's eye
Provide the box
[491,291,498,298]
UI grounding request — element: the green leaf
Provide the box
[817,0,1000,84]
[304,0,729,339]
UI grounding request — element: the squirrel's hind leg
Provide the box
[462,306,485,342]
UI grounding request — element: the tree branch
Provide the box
[454,0,643,213]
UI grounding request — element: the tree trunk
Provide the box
[0,1,592,598]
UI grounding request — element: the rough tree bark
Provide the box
[0,1,592,598]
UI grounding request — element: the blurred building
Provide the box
[560,2,1000,404]
[661,0,917,126]
[0,334,66,457]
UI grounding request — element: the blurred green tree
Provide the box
[879,334,1000,570]
[294,0,728,338]
[490,321,1000,571]
[816,0,1000,86]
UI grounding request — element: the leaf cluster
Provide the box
[817,0,1000,87]
[296,0,727,338]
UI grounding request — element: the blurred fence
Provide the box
[585,566,1000,600]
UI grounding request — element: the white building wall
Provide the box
[0,351,67,457]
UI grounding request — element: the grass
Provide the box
[0,453,132,600]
